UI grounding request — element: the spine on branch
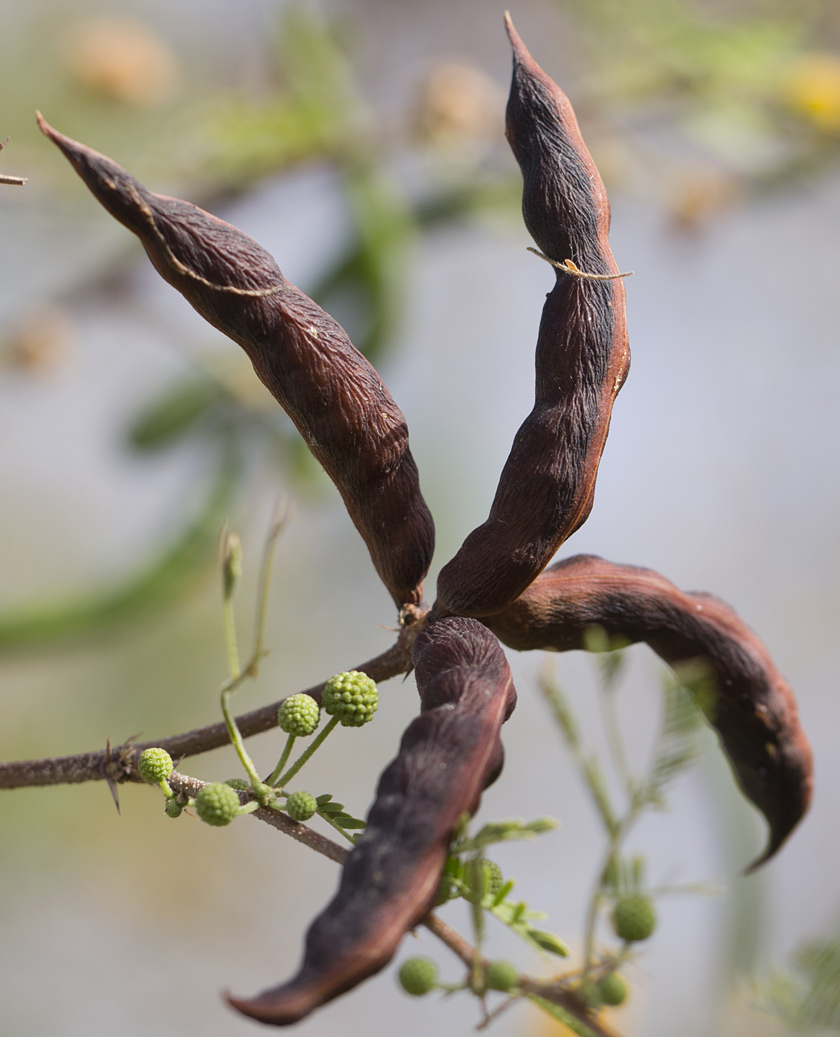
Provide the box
[434,14,629,620]
[484,553,813,869]
[228,617,517,1025]
[37,114,434,611]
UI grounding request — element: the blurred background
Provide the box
[1,0,839,1034]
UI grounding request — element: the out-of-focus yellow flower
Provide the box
[60,18,179,107]
[413,61,502,149]
[1,306,74,372]
[668,167,740,233]
[783,52,840,133]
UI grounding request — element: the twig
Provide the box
[0,135,27,185]
[0,611,427,790]
[171,765,616,1037]
[518,978,621,1037]
[422,913,477,968]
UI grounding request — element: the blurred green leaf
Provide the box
[527,928,571,958]
[528,995,599,1036]
[127,375,224,452]
[457,817,557,853]
[754,935,840,1032]
[206,6,363,183]
[309,163,416,363]
[0,449,237,652]
[637,675,705,809]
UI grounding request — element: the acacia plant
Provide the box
[0,14,813,1035]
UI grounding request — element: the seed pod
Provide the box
[37,114,434,610]
[485,554,813,869]
[228,618,516,1025]
[434,16,629,619]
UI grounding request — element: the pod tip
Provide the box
[35,111,62,146]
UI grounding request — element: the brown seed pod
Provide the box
[37,114,434,610]
[485,554,813,869]
[434,16,629,620]
[228,618,516,1025]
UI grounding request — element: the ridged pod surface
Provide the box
[228,618,516,1025]
[38,114,434,610]
[434,15,629,620]
[485,554,813,869]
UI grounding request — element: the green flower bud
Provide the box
[598,972,628,1006]
[277,694,320,737]
[285,790,317,822]
[480,858,504,898]
[137,747,174,785]
[322,671,378,728]
[222,529,243,600]
[463,857,504,903]
[398,956,438,996]
[484,960,519,992]
[164,798,183,818]
[225,778,251,791]
[195,782,241,827]
[612,895,656,943]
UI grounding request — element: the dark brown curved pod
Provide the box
[485,554,813,869]
[38,114,434,610]
[228,618,516,1025]
[434,16,629,620]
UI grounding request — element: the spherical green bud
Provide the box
[164,798,183,818]
[598,972,628,1006]
[225,778,251,791]
[464,858,504,903]
[195,782,241,827]
[480,858,504,898]
[222,529,243,600]
[322,671,378,728]
[277,694,320,736]
[612,895,656,943]
[285,790,317,822]
[137,747,174,785]
[398,956,438,996]
[484,960,519,992]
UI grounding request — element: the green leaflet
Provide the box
[527,995,600,1037]
[453,816,557,854]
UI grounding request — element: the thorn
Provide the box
[104,738,121,814]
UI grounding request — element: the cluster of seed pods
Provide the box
[40,13,812,1026]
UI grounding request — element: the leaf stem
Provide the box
[314,806,357,844]
[264,734,296,787]
[275,716,339,787]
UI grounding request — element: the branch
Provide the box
[161,755,618,1037]
[0,609,426,790]
[166,771,349,865]
[239,790,617,1037]
[517,978,621,1037]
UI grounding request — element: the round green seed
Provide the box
[195,782,241,827]
[286,791,317,822]
[612,895,656,943]
[484,960,519,992]
[599,972,628,1006]
[322,671,378,728]
[398,956,438,996]
[137,747,174,785]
